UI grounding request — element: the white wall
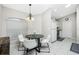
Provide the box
[0,5,2,36]
[42,9,51,36]
[28,14,42,34]
[34,15,42,34]
[7,19,28,39]
[0,6,28,38]
[57,13,76,40]
[77,7,79,43]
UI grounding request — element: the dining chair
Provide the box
[40,35,51,53]
[18,34,25,51]
[23,39,38,55]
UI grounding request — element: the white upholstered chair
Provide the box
[40,35,51,53]
[23,39,38,55]
[18,34,25,51]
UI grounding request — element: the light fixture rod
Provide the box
[29,4,32,20]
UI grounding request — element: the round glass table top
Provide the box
[25,34,44,39]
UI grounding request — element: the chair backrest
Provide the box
[23,39,37,49]
[18,34,25,42]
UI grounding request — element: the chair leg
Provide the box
[36,52,37,55]
[18,42,20,51]
[18,42,24,51]
[24,48,38,55]
[23,48,26,55]
[47,43,50,53]
[35,49,37,55]
[23,48,29,55]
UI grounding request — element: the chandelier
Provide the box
[26,4,34,21]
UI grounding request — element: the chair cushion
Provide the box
[23,39,37,49]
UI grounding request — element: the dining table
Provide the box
[25,34,44,52]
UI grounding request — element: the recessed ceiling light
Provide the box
[65,4,71,8]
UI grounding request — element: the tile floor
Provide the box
[10,38,78,55]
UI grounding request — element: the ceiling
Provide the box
[3,4,78,19]
[51,4,78,19]
[3,4,52,15]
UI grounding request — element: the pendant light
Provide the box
[26,4,34,21]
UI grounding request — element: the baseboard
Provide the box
[64,37,76,40]
[51,40,57,43]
